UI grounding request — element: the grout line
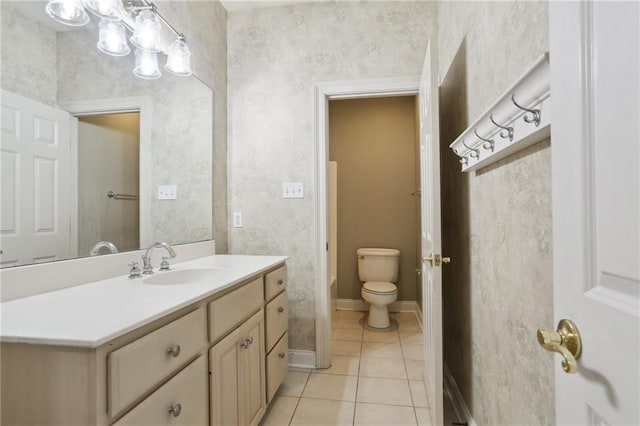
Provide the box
[353,312,365,425]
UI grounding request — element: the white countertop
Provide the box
[0,255,287,348]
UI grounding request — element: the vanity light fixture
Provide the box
[44,0,193,81]
[97,19,130,56]
[82,0,122,21]
[133,48,161,79]
[45,0,90,27]
[164,37,192,77]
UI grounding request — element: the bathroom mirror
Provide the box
[0,1,213,267]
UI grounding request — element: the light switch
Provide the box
[233,212,243,228]
[282,182,304,199]
[158,185,177,200]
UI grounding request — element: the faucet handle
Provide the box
[128,261,142,279]
[160,256,171,271]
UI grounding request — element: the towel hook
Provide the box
[474,129,495,152]
[489,114,514,141]
[511,94,541,127]
[462,139,480,159]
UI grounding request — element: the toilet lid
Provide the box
[363,281,397,293]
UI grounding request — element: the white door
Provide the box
[418,40,444,426]
[1,90,76,266]
[549,2,640,424]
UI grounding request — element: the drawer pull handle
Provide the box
[241,337,254,349]
[167,345,181,358]
[169,403,182,417]
[277,279,284,285]
[278,307,285,313]
[279,352,286,359]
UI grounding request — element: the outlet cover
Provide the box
[282,182,304,199]
[158,185,177,200]
[233,212,243,228]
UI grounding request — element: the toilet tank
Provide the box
[357,248,400,283]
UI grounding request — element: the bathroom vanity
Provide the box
[0,255,289,426]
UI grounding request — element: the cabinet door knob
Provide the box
[279,352,286,359]
[167,345,181,358]
[277,279,284,285]
[168,403,182,417]
[278,306,285,313]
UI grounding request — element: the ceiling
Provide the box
[219,0,317,12]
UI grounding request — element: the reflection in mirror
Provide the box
[0,1,213,268]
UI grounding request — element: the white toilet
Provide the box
[357,248,400,328]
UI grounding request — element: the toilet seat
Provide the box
[363,281,397,294]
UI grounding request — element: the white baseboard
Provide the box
[444,363,476,426]
[288,349,316,370]
[336,298,419,313]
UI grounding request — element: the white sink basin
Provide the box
[142,268,229,285]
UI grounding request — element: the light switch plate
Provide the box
[233,212,243,228]
[158,185,177,200]
[282,182,304,199]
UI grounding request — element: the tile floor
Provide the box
[260,310,459,426]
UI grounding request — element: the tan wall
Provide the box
[77,113,140,256]
[329,97,418,301]
[438,2,554,425]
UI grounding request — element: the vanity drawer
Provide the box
[265,265,287,302]
[108,308,206,416]
[266,332,289,403]
[209,276,263,342]
[113,356,208,426]
[265,290,288,352]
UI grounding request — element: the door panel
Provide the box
[550,2,640,423]
[0,90,75,266]
[418,40,444,425]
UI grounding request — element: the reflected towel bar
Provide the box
[107,190,139,201]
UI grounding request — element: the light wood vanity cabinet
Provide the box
[0,262,288,426]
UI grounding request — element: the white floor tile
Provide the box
[405,359,424,381]
[278,371,310,397]
[332,340,362,357]
[415,407,434,426]
[259,395,299,426]
[313,355,360,376]
[302,374,358,402]
[363,328,400,343]
[359,357,407,380]
[399,330,423,345]
[334,316,365,330]
[361,342,403,359]
[333,327,363,341]
[356,377,413,406]
[354,403,417,426]
[290,398,355,426]
[402,344,424,361]
[409,380,428,408]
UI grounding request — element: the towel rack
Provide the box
[107,190,139,201]
[449,52,551,172]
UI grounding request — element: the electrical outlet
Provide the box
[282,182,304,199]
[158,185,177,200]
[233,212,243,228]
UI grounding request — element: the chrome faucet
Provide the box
[142,242,176,274]
[90,241,118,256]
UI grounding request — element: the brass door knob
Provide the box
[422,254,451,267]
[537,319,582,373]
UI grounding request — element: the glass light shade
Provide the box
[45,0,89,27]
[97,19,130,56]
[133,49,161,80]
[164,39,192,77]
[130,10,161,52]
[82,0,121,21]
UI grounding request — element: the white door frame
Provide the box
[58,96,152,249]
[313,76,420,368]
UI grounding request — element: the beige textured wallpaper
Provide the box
[228,1,437,350]
[329,97,419,302]
[438,1,554,425]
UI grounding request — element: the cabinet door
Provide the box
[239,312,266,426]
[209,326,242,426]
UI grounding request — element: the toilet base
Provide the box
[367,303,391,328]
